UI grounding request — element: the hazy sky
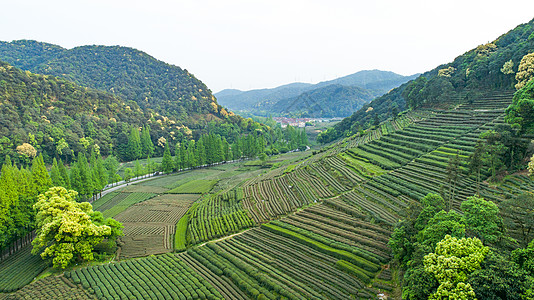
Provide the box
[1,0,534,92]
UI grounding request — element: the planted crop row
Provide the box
[341,192,398,225]
[282,214,390,259]
[308,164,350,193]
[305,204,392,235]
[347,148,400,170]
[187,191,254,245]
[217,228,373,299]
[262,222,381,273]
[179,253,249,300]
[65,254,223,300]
[323,156,364,184]
[0,245,49,293]
[3,275,93,299]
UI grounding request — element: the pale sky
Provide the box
[1,0,534,92]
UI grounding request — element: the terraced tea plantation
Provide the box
[116,194,199,258]
[65,254,223,299]
[2,92,533,299]
[0,245,49,293]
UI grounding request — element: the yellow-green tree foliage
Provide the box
[529,154,534,177]
[15,143,37,158]
[516,53,534,90]
[475,42,497,57]
[424,235,489,300]
[438,66,456,78]
[501,60,514,75]
[32,187,114,268]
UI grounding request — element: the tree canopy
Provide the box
[424,235,488,300]
[31,187,123,268]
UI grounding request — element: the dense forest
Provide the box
[319,18,534,142]
[0,41,271,155]
[0,59,279,165]
[0,41,219,121]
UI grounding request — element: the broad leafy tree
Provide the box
[32,187,123,268]
[461,196,504,244]
[424,235,489,300]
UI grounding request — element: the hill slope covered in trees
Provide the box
[320,17,534,142]
[0,40,246,139]
[0,60,148,164]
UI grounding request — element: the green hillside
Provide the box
[321,17,534,142]
[0,40,242,137]
[0,60,147,164]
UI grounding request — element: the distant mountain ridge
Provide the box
[216,70,418,117]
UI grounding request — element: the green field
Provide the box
[167,179,219,194]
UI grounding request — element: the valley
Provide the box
[0,13,534,300]
[2,88,533,299]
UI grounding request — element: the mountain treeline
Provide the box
[321,18,534,142]
[0,154,51,250]
[256,84,374,118]
[0,59,269,165]
[0,41,220,123]
[0,40,274,164]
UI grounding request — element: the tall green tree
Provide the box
[31,153,52,195]
[481,130,507,180]
[468,140,484,194]
[134,160,144,178]
[140,126,154,158]
[469,250,533,300]
[104,156,119,185]
[57,159,70,189]
[501,193,534,246]
[50,158,64,187]
[124,168,134,183]
[161,142,173,174]
[127,126,142,161]
[424,235,489,300]
[0,158,17,247]
[94,156,108,196]
[460,196,504,244]
[174,143,183,171]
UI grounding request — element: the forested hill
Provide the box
[262,84,374,117]
[216,82,314,111]
[215,70,417,116]
[320,17,534,143]
[0,60,151,165]
[0,40,232,132]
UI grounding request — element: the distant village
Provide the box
[272,117,342,128]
